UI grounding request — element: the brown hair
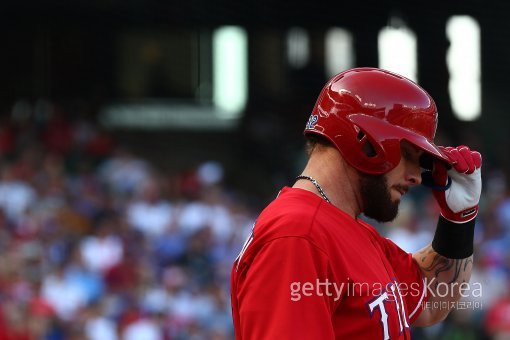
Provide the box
[305,135,332,157]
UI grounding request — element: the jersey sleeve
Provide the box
[379,237,428,324]
[234,237,337,339]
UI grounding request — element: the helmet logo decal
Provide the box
[305,115,319,130]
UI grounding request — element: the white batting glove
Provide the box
[431,146,482,223]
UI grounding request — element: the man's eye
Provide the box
[419,154,433,170]
[403,149,412,160]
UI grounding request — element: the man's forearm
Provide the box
[412,244,473,324]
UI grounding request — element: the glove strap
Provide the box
[421,171,452,191]
[432,216,476,259]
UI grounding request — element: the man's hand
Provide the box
[431,145,482,223]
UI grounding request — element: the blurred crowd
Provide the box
[0,100,510,339]
[0,100,254,339]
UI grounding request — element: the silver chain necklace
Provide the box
[295,175,331,203]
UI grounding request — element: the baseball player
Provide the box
[230,68,482,339]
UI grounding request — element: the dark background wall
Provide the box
[0,0,507,198]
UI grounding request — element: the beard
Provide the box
[359,173,400,223]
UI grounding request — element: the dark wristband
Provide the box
[432,216,476,259]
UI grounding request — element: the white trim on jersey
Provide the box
[235,223,255,271]
[409,278,427,319]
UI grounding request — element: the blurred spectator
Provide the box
[83,302,118,340]
[126,177,174,239]
[97,147,151,197]
[80,215,123,274]
[177,184,234,243]
[41,263,87,321]
[26,297,56,339]
[66,246,105,304]
[122,314,163,340]
[485,294,510,339]
[0,299,32,340]
[0,164,37,223]
[197,161,224,187]
[385,198,433,253]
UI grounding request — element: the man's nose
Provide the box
[406,162,422,186]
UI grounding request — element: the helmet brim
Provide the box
[348,114,453,169]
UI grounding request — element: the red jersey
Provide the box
[231,187,428,339]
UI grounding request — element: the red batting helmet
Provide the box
[304,67,452,174]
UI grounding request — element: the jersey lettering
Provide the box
[367,280,410,339]
[368,293,390,340]
[393,281,410,330]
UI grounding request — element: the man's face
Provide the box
[359,142,423,222]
